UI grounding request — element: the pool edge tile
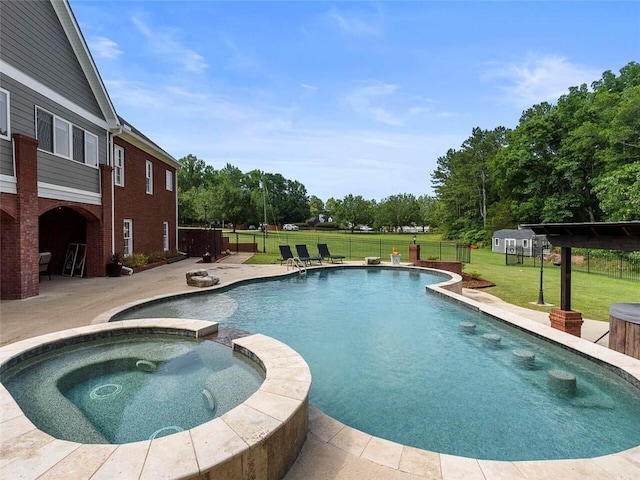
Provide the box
[140,430,199,480]
[360,435,403,470]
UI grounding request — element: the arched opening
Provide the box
[40,207,87,277]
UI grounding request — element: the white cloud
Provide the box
[131,16,208,73]
[300,83,318,94]
[219,34,260,72]
[345,82,403,126]
[483,54,601,107]
[88,36,122,59]
[344,82,436,127]
[326,6,381,37]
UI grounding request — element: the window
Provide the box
[163,221,169,251]
[0,88,9,140]
[54,117,71,157]
[522,239,529,249]
[114,146,124,186]
[145,160,153,194]
[166,170,173,191]
[123,219,133,257]
[84,132,98,166]
[36,107,98,166]
[72,126,84,162]
[37,109,53,152]
[494,237,499,247]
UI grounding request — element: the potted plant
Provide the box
[106,253,122,277]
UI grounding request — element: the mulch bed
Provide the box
[461,272,495,289]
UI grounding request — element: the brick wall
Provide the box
[409,244,463,275]
[113,138,177,257]
[1,134,39,299]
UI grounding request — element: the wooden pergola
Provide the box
[520,221,640,336]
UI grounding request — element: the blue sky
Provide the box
[71,0,640,202]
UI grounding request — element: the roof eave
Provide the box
[118,128,181,169]
[51,0,119,129]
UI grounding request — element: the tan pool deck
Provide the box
[1,254,639,480]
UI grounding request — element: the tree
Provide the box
[213,177,252,232]
[341,194,375,232]
[376,194,421,230]
[309,196,325,218]
[593,163,640,220]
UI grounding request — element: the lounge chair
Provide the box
[295,244,322,266]
[39,252,52,281]
[278,245,294,265]
[317,243,345,263]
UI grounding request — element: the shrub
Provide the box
[315,222,340,230]
[122,253,148,268]
[146,251,167,263]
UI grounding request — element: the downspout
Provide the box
[175,168,179,253]
[108,126,122,257]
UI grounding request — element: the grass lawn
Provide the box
[232,229,637,322]
[466,248,637,322]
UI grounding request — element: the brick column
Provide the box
[10,134,40,298]
[86,163,113,277]
[409,244,420,264]
[549,308,584,337]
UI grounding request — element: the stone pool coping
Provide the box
[3,263,640,479]
[0,320,310,479]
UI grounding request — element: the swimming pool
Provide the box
[118,267,640,461]
[1,333,264,444]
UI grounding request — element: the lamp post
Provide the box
[412,235,417,245]
[535,237,547,305]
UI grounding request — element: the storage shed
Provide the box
[492,228,542,256]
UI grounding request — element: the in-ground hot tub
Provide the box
[0,320,310,479]
[609,303,640,359]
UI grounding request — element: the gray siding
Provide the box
[0,140,12,176]
[0,74,104,193]
[0,0,103,118]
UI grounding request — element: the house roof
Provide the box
[52,0,119,130]
[118,116,180,169]
[54,1,179,169]
[492,228,537,240]
[520,222,640,251]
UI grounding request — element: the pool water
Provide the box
[119,268,640,460]
[1,334,264,444]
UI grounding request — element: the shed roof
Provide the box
[492,228,537,240]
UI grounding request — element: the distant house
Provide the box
[0,0,179,299]
[492,228,543,256]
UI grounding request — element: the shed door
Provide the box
[505,238,516,253]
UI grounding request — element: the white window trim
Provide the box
[146,160,153,194]
[494,237,499,247]
[114,145,124,186]
[35,106,99,168]
[123,219,133,257]
[54,116,71,158]
[166,170,173,191]
[85,131,98,167]
[0,88,10,141]
[163,221,170,251]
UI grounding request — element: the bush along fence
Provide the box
[222,231,471,263]
[511,248,640,283]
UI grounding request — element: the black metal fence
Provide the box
[570,250,640,282]
[222,231,471,263]
[514,247,640,283]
